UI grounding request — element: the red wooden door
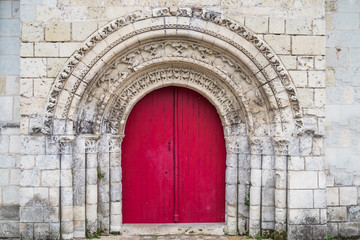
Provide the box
[122,87,226,224]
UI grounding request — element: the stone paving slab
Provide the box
[100,236,265,240]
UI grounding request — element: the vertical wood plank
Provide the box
[122,87,175,223]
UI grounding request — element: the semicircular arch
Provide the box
[43,7,303,138]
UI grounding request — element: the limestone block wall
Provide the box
[325,0,360,238]
[0,0,21,238]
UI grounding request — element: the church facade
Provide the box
[0,0,359,239]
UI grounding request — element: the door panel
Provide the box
[122,86,226,223]
[122,87,175,223]
[176,87,226,223]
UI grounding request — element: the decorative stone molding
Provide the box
[103,66,241,135]
[42,7,303,136]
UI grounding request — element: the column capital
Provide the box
[272,136,290,156]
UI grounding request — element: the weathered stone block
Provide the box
[269,18,284,34]
[245,16,268,34]
[72,21,97,41]
[286,18,312,34]
[289,209,320,225]
[281,55,297,69]
[0,222,19,238]
[288,156,304,170]
[20,170,40,187]
[313,189,326,208]
[45,22,71,41]
[289,171,318,189]
[43,207,59,222]
[0,205,20,221]
[47,58,67,78]
[264,35,290,54]
[305,157,323,171]
[21,22,44,42]
[3,186,19,204]
[327,187,339,206]
[49,188,59,206]
[292,36,326,55]
[36,155,59,169]
[289,190,313,208]
[339,187,358,205]
[297,88,314,108]
[41,170,59,187]
[0,169,9,185]
[21,207,43,222]
[20,58,46,78]
[339,222,359,237]
[59,42,81,57]
[327,222,338,237]
[61,187,73,206]
[348,206,360,221]
[288,224,313,239]
[61,170,72,187]
[327,206,347,222]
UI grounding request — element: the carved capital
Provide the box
[84,135,100,153]
[273,136,290,156]
[109,135,125,153]
[248,136,264,155]
[59,136,75,154]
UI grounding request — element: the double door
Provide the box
[122,87,226,223]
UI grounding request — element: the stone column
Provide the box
[248,136,264,237]
[109,135,124,233]
[273,137,289,240]
[85,135,100,237]
[72,137,86,238]
[59,136,75,240]
[98,135,111,235]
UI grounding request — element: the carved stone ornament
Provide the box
[99,66,240,134]
[58,136,75,154]
[42,7,303,136]
[273,136,289,156]
[85,136,100,153]
[248,136,264,155]
[109,135,124,152]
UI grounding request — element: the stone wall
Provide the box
[0,0,21,238]
[325,0,360,238]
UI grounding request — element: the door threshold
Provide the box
[121,223,226,236]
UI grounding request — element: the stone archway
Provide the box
[37,7,304,239]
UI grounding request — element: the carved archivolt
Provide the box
[43,7,304,137]
[102,66,241,134]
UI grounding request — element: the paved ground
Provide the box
[101,236,262,240]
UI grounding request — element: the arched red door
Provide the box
[122,87,226,223]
